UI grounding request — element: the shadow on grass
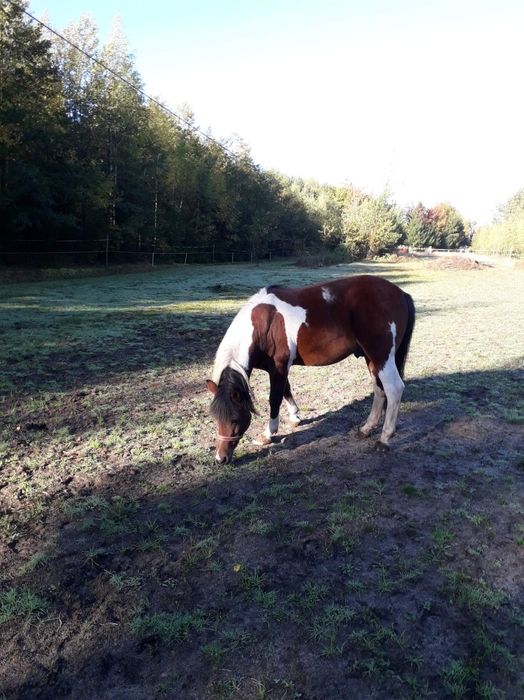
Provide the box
[248,367,524,460]
[1,368,523,699]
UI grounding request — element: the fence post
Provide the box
[184,252,188,265]
[151,236,156,267]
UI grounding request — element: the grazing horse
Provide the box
[206,275,415,463]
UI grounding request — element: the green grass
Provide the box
[1,258,523,698]
[0,588,50,625]
[444,571,507,611]
[130,609,208,643]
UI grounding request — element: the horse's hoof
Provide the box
[374,440,390,452]
[357,428,370,440]
[253,434,273,446]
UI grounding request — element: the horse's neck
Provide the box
[212,340,239,384]
[212,307,254,384]
[212,289,268,384]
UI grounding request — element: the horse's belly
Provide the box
[295,332,355,367]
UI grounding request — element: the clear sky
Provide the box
[29,0,524,224]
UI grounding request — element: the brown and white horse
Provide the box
[206,275,415,463]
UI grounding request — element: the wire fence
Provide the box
[3,242,521,269]
[0,239,296,267]
[405,246,523,259]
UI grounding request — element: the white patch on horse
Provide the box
[377,321,405,445]
[284,396,301,424]
[321,286,335,303]
[211,286,307,380]
[264,416,279,440]
[264,292,307,368]
[211,288,267,383]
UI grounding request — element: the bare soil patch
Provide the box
[424,255,491,271]
[1,261,523,699]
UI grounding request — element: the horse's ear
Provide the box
[206,379,218,396]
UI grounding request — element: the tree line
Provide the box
[472,190,524,256]
[1,2,476,266]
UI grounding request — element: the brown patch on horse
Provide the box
[250,304,290,372]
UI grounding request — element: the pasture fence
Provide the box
[0,239,298,267]
[401,247,523,264]
[2,241,522,270]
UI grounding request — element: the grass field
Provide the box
[0,256,523,699]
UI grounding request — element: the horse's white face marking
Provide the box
[321,286,335,303]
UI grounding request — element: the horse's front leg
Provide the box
[284,379,301,426]
[260,370,288,443]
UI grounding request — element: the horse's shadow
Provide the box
[240,399,371,463]
[236,367,524,465]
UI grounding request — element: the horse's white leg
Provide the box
[263,416,280,440]
[359,376,386,437]
[285,398,301,425]
[377,350,405,450]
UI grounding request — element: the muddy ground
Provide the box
[0,261,523,699]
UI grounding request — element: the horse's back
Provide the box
[264,276,412,368]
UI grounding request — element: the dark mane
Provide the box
[210,367,256,422]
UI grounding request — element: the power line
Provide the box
[1,0,238,159]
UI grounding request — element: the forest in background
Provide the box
[1,1,521,266]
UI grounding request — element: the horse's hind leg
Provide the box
[284,379,301,426]
[359,368,386,438]
[376,351,405,451]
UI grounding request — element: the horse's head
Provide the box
[206,366,255,464]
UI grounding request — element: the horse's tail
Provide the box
[396,292,415,379]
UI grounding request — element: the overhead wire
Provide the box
[1,0,239,159]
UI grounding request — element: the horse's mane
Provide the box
[210,366,256,422]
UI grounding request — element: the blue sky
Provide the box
[30,0,524,224]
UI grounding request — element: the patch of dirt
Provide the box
[425,255,491,271]
[1,326,523,699]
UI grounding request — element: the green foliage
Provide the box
[496,187,524,221]
[404,202,468,249]
[0,6,474,265]
[473,189,524,255]
[433,203,468,248]
[0,8,321,262]
[0,0,70,237]
[342,190,403,257]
